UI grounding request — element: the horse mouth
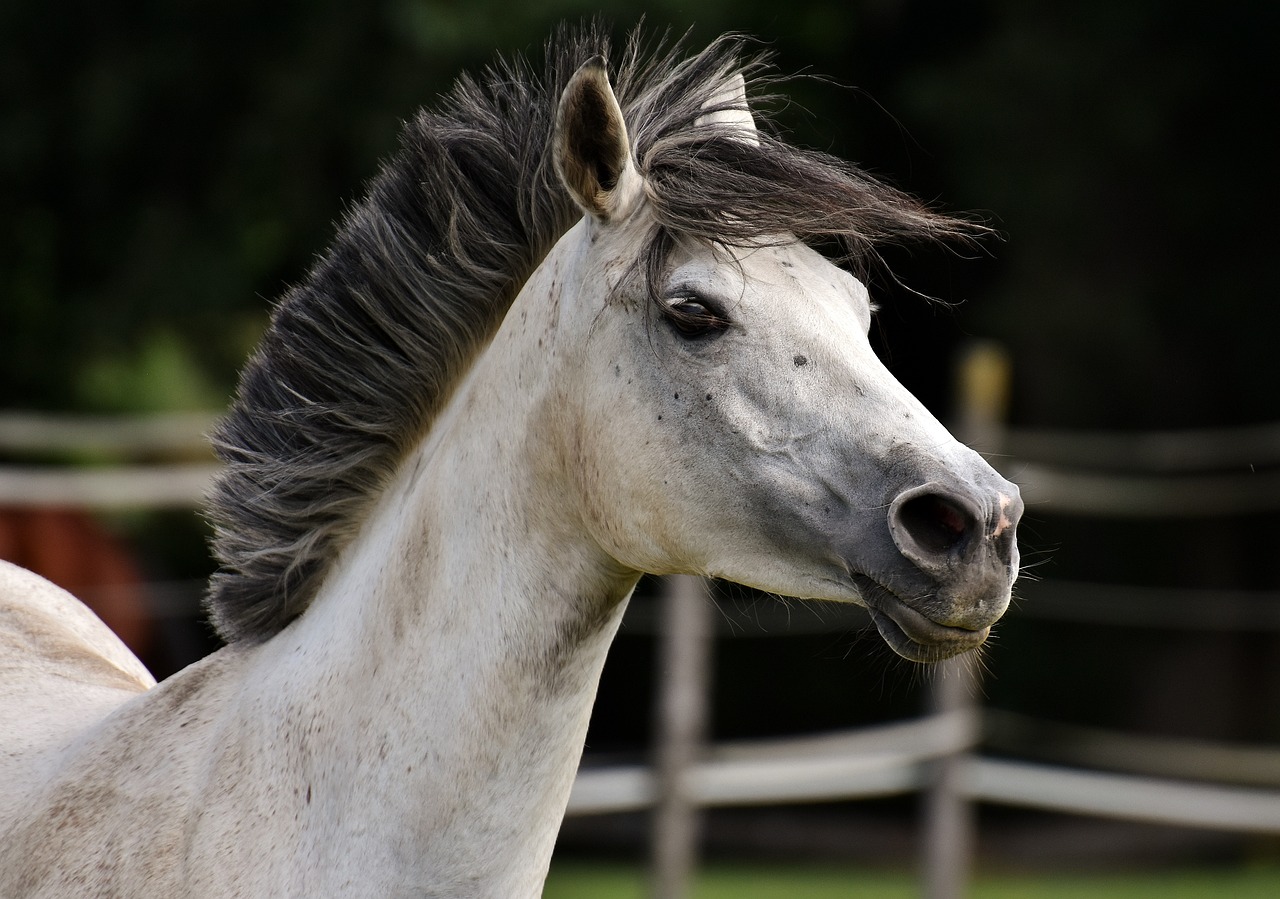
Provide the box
[853,577,990,663]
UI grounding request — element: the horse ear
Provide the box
[554,57,642,221]
[696,73,759,146]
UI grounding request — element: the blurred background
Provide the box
[3,1,1279,896]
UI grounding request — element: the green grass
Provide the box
[544,861,1280,899]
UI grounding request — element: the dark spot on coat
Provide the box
[793,355,808,367]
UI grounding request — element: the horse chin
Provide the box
[853,576,990,663]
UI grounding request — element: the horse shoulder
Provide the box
[1,561,152,788]
[0,561,267,896]
[0,622,265,897]
[0,558,155,690]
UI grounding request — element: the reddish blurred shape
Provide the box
[0,506,153,659]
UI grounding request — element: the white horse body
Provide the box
[1,217,638,896]
[0,34,1022,897]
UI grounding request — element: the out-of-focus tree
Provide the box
[891,1,1278,428]
[4,0,1275,429]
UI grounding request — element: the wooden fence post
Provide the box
[922,340,1013,899]
[650,575,714,899]
[922,658,979,899]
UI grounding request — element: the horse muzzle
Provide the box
[859,475,1023,662]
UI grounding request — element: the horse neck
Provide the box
[244,229,637,894]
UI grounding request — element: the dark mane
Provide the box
[205,24,982,643]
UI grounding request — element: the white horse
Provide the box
[0,29,1021,897]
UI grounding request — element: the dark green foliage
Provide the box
[5,1,1276,427]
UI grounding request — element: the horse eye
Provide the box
[666,297,729,339]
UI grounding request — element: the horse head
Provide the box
[547,58,1022,662]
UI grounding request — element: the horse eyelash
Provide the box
[662,287,727,317]
[666,295,732,334]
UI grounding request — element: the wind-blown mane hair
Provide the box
[206,23,983,643]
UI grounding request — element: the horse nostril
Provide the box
[896,493,975,556]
